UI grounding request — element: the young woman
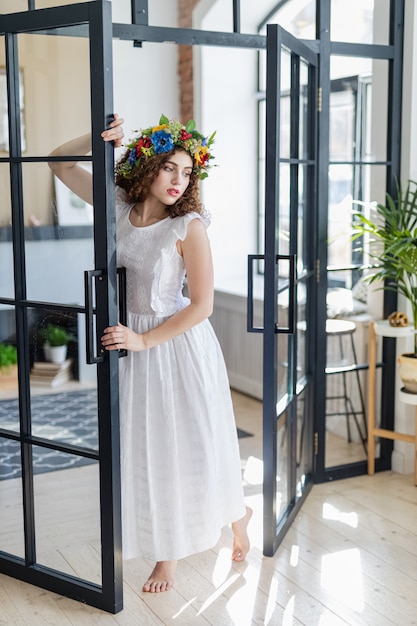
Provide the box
[49,114,252,593]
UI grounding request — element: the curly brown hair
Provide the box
[115,147,203,217]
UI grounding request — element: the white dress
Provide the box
[116,192,246,561]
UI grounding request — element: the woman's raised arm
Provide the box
[48,114,124,205]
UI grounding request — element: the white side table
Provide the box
[368,320,417,485]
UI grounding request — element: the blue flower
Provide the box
[151,130,174,154]
[128,148,137,164]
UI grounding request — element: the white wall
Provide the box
[194,1,270,294]
[111,0,180,154]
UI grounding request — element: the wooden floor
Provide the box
[1,391,417,625]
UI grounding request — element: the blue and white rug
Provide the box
[0,390,98,480]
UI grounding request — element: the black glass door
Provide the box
[0,3,123,613]
[262,24,317,556]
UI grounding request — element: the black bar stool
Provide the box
[325,319,368,454]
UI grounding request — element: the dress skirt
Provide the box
[119,311,247,561]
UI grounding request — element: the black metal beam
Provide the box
[113,22,266,48]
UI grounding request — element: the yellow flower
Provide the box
[151,124,168,133]
[194,146,208,166]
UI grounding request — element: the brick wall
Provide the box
[178,0,199,122]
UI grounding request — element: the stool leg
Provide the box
[350,333,368,453]
[367,322,376,476]
[339,334,353,442]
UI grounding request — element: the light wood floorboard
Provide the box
[1,391,416,625]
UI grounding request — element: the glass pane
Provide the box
[330,60,389,164]
[23,162,94,305]
[0,1,93,10]
[0,164,13,300]
[297,165,305,270]
[280,50,291,160]
[299,60,309,160]
[276,409,289,523]
[0,438,25,558]
[33,452,101,583]
[296,290,306,382]
[28,308,97,445]
[0,306,18,408]
[331,0,390,45]
[327,162,386,324]
[278,163,290,256]
[258,99,266,255]
[296,387,312,497]
[325,319,368,468]
[263,0,316,40]
[17,31,90,158]
[277,332,289,402]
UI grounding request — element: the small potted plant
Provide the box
[352,179,417,391]
[0,342,18,375]
[0,343,18,390]
[41,324,71,364]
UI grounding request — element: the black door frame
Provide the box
[261,23,318,557]
[0,2,122,613]
[314,0,404,482]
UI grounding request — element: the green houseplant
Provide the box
[0,343,17,375]
[352,179,417,391]
[41,324,71,364]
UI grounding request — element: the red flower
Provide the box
[180,129,193,141]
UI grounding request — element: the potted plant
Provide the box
[0,342,17,375]
[41,324,71,364]
[0,342,18,390]
[352,179,417,391]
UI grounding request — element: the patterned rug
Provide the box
[0,390,252,480]
[0,390,98,480]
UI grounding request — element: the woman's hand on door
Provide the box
[101,113,124,147]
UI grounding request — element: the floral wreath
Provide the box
[115,114,216,180]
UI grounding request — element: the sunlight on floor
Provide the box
[322,502,358,527]
[321,548,364,611]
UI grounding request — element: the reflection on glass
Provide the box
[331,0,389,45]
[0,438,25,558]
[276,410,288,523]
[33,453,101,583]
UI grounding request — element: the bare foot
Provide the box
[142,560,177,593]
[231,506,253,561]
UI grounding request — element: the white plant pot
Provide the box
[398,353,417,393]
[44,344,67,364]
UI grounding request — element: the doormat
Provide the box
[0,390,253,479]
